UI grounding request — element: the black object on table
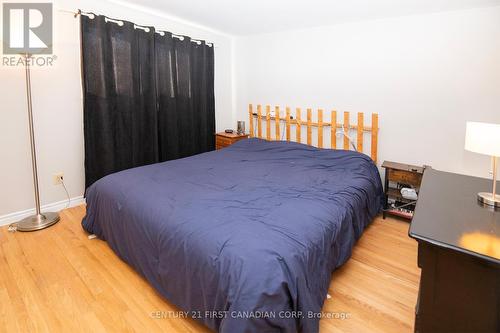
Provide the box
[409,169,499,333]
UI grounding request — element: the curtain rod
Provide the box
[58,9,214,47]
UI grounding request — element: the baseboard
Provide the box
[0,196,85,227]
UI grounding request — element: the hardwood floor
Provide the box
[0,205,420,333]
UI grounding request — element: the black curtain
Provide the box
[81,15,215,189]
[155,32,215,160]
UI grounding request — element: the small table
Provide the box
[410,169,500,332]
[215,132,249,150]
[381,161,425,220]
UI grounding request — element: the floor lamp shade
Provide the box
[464,121,500,208]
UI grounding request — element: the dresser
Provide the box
[409,169,500,332]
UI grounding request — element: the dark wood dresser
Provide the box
[409,169,499,332]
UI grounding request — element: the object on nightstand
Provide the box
[237,121,245,135]
[465,121,500,208]
[224,129,234,134]
[401,187,418,200]
[215,132,249,150]
[381,161,429,220]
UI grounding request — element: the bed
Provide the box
[82,107,383,333]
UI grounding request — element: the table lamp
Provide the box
[465,121,500,208]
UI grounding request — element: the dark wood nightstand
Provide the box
[215,132,249,150]
[410,169,499,332]
[381,161,427,220]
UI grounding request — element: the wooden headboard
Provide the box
[248,104,379,164]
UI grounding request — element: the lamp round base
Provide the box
[477,192,500,208]
[15,212,60,232]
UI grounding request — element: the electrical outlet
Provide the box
[53,172,64,185]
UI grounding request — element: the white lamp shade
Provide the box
[465,122,500,157]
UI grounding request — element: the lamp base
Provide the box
[15,212,60,232]
[477,192,500,208]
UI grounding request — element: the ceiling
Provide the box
[119,0,500,35]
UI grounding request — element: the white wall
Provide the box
[2,3,500,219]
[0,0,235,217]
[234,6,500,178]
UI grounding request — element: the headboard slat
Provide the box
[317,109,323,148]
[257,105,262,139]
[248,104,254,138]
[371,113,379,164]
[331,110,337,149]
[275,106,280,141]
[266,105,271,141]
[285,107,291,142]
[343,112,350,150]
[307,108,312,146]
[357,112,364,153]
[296,108,302,144]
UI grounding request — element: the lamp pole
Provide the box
[25,53,42,216]
[13,54,60,232]
[493,156,497,199]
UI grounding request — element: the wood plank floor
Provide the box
[0,205,420,333]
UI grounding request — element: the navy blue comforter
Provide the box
[82,138,383,333]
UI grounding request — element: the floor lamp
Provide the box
[14,54,60,231]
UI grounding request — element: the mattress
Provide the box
[82,138,383,332]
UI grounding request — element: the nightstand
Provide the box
[381,161,428,220]
[215,132,249,150]
[409,169,500,332]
